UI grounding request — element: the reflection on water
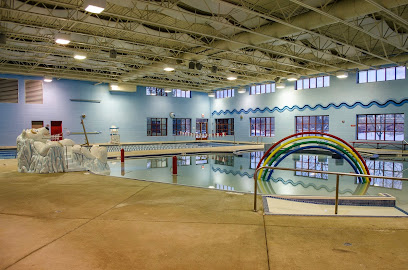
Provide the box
[109,152,408,211]
[147,158,167,168]
[365,160,403,190]
[295,155,329,179]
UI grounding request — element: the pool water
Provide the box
[0,150,17,159]
[109,152,408,212]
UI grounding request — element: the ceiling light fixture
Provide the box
[83,0,106,14]
[227,74,237,81]
[276,82,285,89]
[287,74,299,82]
[43,77,53,82]
[74,52,87,60]
[55,33,71,45]
[164,88,172,93]
[336,71,348,79]
[208,92,215,97]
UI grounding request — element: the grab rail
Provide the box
[253,166,408,214]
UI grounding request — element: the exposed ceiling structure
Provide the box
[1,0,408,92]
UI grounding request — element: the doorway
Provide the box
[196,119,208,140]
[50,121,62,141]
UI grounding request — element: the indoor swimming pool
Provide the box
[0,149,16,159]
[108,152,408,212]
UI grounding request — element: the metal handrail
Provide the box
[253,166,408,214]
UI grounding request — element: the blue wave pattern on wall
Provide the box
[211,98,408,115]
[211,167,254,178]
[211,167,353,194]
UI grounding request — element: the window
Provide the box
[146,87,167,96]
[357,114,404,141]
[250,83,275,95]
[250,151,264,169]
[31,121,43,129]
[296,76,330,90]
[295,155,328,179]
[147,118,167,136]
[173,118,191,135]
[296,115,329,133]
[216,89,234,99]
[25,80,43,104]
[364,160,402,189]
[215,118,234,135]
[250,117,275,137]
[172,89,191,98]
[358,66,405,83]
[0,78,18,103]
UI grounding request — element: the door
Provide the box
[196,119,208,140]
[51,121,62,141]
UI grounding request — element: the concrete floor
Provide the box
[0,159,407,270]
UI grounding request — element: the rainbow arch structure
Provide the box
[256,132,371,195]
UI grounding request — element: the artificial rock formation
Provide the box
[16,127,109,175]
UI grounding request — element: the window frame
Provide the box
[296,76,330,90]
[215,89,234,99]
[295,115,329,134]
[249,83,275,95]
[357,66,405,83]
[172,118,191,135]
[215,118,234,135]
[146,87,167,96]
[172,89,191,98]
[250,117,275,137]
[356,113,404,141]
[147,118,168,136]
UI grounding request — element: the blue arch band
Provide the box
[265,145,364,183]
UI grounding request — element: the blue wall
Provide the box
[0,74,210,146]
[211,73,408,143]
[1,72,407,146]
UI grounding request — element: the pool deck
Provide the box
[1,159,407,269]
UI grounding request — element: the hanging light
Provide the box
[164,88,172,93]
[83,0,106,14]
[55,33,71,45]
[74,52,87,60]
[208,92,215,97]
[43,77,53,82]
[287,74,299,81]
[336,71,348,79]
[227,74,237,81]
[276,82,285,89]
[163,65,175,72]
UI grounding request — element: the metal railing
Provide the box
[253,166,408,214]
